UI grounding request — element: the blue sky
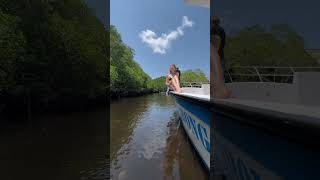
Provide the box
[111,0,210,79]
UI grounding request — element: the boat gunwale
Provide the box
[212,100,320,148]
[170,92,211,106]
[171,92,320,147]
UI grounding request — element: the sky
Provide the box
[84,0,108,27]
[111,0,210,79]
[211,0,320,49]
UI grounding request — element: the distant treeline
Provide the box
[225,24,318,66]
[223,24,318,82]
[0,0,107,115]
[110,26,208,96]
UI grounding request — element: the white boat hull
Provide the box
[172,93,211,170]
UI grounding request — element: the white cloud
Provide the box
[182,16,194,27]
[139,16,194,54]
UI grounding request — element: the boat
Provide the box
[171,83,211,170]
[212,67,320,180]
[171,67,320,179]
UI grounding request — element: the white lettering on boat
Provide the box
[176,103,210,168]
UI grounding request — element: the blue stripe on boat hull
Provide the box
[213,112,320,180]
[175,97,211,126]
[173,95,211,170]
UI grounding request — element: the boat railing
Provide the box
[224,66,320,83]
[180,81,209,88]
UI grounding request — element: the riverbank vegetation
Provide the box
[0,0,107,115]
[110,26,152,97]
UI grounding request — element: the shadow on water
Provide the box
[0,107,107,180]
[111,94,208,180]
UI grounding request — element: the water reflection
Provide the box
[0,108,107,180]
[111,94,208,180]
[164,113,208,180]
[110,95,153,160]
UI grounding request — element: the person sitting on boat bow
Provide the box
[166,64,182,94]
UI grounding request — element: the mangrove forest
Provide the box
[0,0,108,115]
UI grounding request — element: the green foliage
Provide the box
[46,12,106,97]
[225,24,317,67]
[110,25,151,95]
[0,11,26,92]
[0,0,108,112]
[148,76,167,92]
[180,69,208,82]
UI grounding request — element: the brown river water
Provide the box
[111,94,208,180]
[0,93,207,180]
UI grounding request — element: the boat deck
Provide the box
[214,98,320,122]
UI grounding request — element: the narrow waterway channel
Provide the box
[111,94,208,180]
